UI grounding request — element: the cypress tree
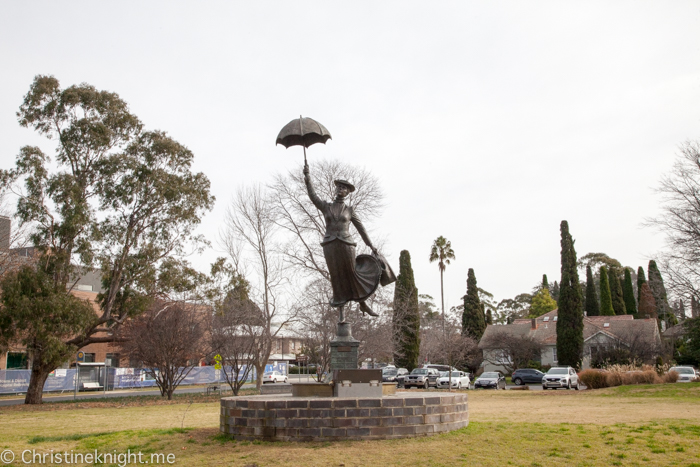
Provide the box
[638,282,657,320]
[637,266,647,306]
[609,267,626,316]
[462,268,486,341]
[542,274,549,290]
[486,308,493,325]
[550,281,560,303]
[556,221,584,369]
[392,250,421,371]
[648,260,674,328]
[622,268,637,317]
[585,265,600,316]
[599,266,615,316]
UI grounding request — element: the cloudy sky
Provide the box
[2,2,699,311]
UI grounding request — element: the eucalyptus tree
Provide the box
[429,236,455,335]
[0,75,213,403]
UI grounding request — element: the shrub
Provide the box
[641,370,662,384]
[579,369,608,389]
[662,371,679,383]
[606,372,623,387]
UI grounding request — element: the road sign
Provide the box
[214,363,222,370]
[76,351,85,362]
[297,355,309,362]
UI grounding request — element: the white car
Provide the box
[542,367,579,390]
[437,371,470,389]
[262,371,288,384]
[668,366,698,383]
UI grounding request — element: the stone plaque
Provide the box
[337,346,352,352]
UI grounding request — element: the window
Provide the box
[552,347,557,362]
[6,352,28,369]
[291,341,295,351]
[543,317,550,322]
[105,353,120,368]
[83,353,96,363]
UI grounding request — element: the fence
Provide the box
[0,362,287,395]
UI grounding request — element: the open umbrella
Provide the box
[276,116,331,164]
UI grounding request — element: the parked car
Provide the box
[511,368,545,385]
[542,367,579,390]
[404,368,440,389]
[394,368,409,387]
[437,371,471,389]
[424,364,457,373]
[668,366,698,383]
[474,371,506,389]
[262,371,288,384]
[382,367,408,383]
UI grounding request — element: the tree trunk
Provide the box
[255,363,264,390]
[25,365,51,405]
[440,269,445,336]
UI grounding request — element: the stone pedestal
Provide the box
[330,321,360,371]
[220,392,469,441]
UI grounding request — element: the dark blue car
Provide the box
[511,368,545,385]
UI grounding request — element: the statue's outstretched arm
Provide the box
[351,211,378,254]
[303,163,324,210]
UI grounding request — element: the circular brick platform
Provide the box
[220,392,468,441]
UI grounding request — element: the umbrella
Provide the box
[276,116,332,164]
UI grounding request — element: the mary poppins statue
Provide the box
[303,161,395,319]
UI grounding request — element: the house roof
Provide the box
[480,309,660,349]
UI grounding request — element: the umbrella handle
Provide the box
[303,145,307,165]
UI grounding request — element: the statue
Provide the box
[303,162,394,318]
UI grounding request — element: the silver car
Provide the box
[668,366,698,383]
[542,367,579,390]
[404,368,440,389]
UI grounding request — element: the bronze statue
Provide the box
[303,162,394,317]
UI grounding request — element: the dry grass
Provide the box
[1,384,700,466]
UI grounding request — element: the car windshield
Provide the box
[451,372,461,377]
[439,371,448,377]
[383,369,397,375]
[481,372,499,378]
[670,367,695,375]
[411,369,428,375]
[547,368,568,375]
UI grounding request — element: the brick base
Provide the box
[220,392,468,441]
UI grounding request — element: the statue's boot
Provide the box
[359,301,379,317]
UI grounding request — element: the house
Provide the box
[479,309,661,373]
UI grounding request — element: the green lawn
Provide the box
[1,383,699,466]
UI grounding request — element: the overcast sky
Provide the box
[2,2,699,311]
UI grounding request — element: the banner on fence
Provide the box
[0,360,288,394]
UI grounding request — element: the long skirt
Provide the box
[323,241,382,308]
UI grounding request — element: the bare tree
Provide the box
[648,141,700,303]
[120,300,208,400]
[480,329,543,375]
[210,294,260,395]
[0,192,33,280]
[296,279,336,380]
[589,325,661,368]
[353,286,394,367]
[221,185,293,389]
[270,160,384,281]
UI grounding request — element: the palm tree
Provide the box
[429,236,455,335]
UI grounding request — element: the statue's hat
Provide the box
[334,179,356,192]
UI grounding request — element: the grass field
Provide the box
[1,384,699,466]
